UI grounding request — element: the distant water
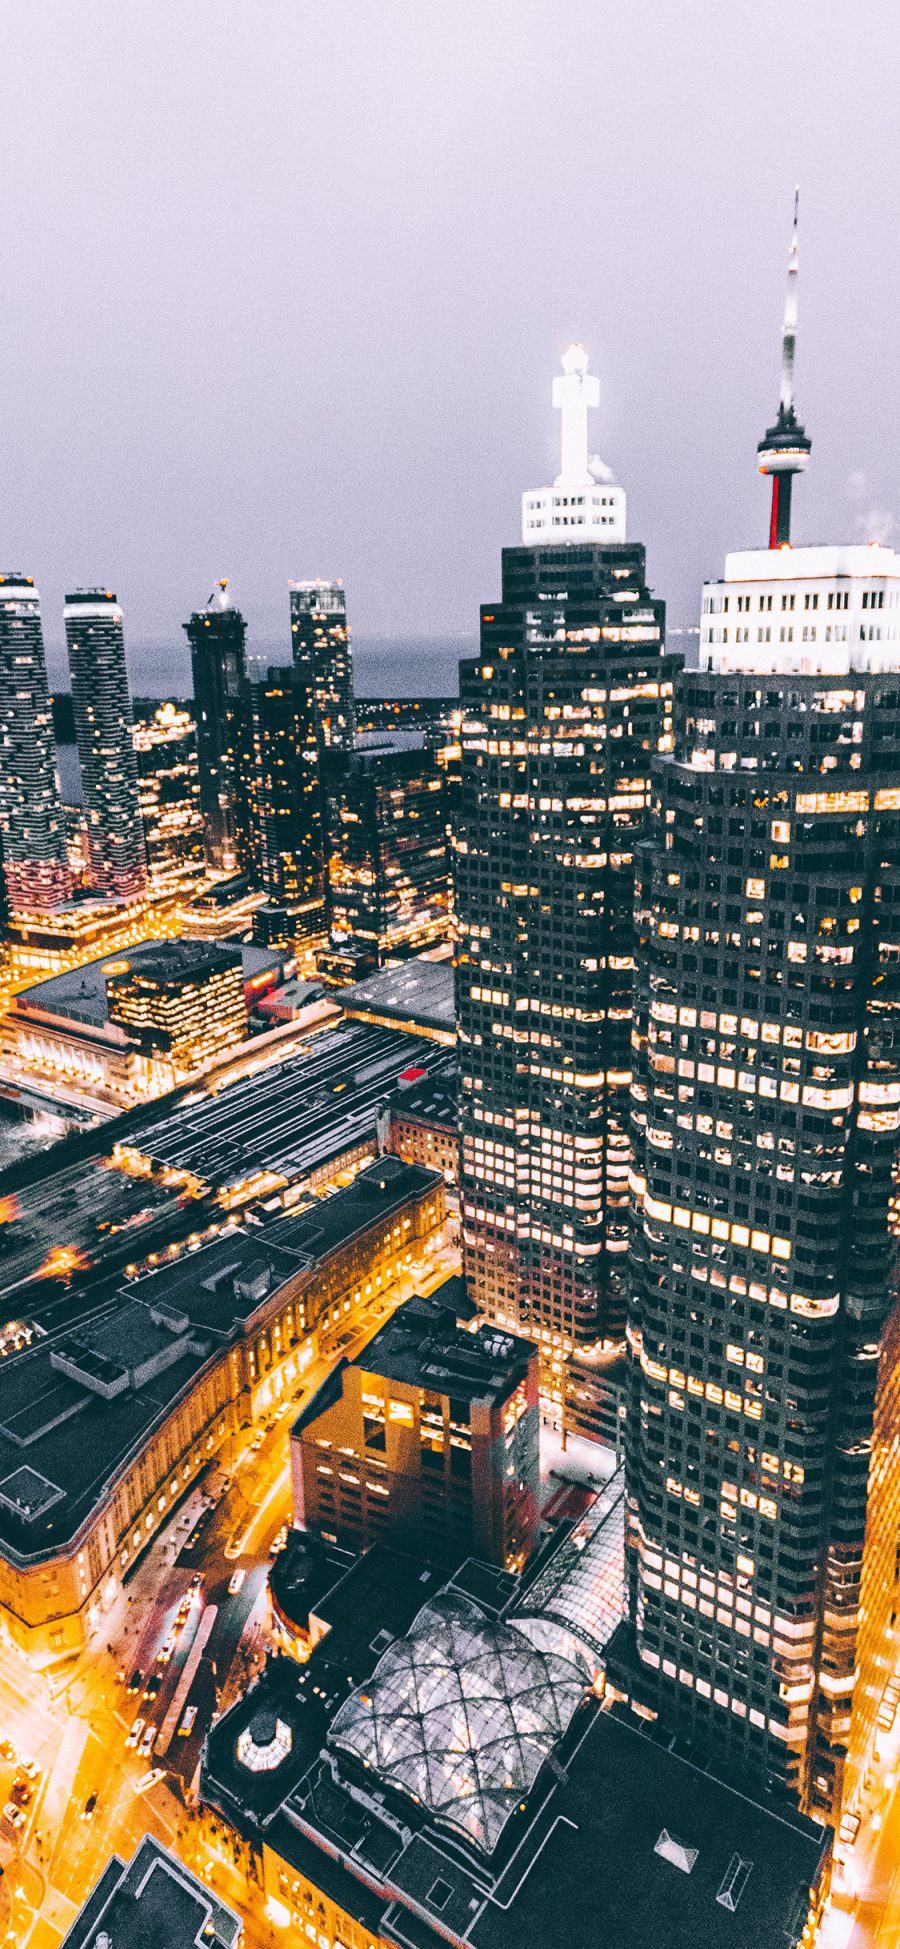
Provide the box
[55,633,476,705]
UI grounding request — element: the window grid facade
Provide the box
[625,669,900,1826]
[455,542,678,1422]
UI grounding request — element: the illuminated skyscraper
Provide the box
[64,589,147,901]
[622,216,900,1830]
[132,700,205,895]
[455,351,678,1433]
[184,580,250,874]
[245,662,327,943]
[0,573,72,916]
[328,748,450,962]
[289,579,355,755]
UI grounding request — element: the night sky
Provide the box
[1,1,896,690]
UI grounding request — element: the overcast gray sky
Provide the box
[1,0,897,687]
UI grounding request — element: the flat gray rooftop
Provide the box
[128,1020,445,1188]
[342,956,455,1033]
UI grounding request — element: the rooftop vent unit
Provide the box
[654,1829,698,1875]
[716,1853,753,1911]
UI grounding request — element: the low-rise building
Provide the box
[384,1057,458,1181]
[201,1553,830,1949]
[341,953,455,1045]
[105,939,247,1075]
[0,1157,445,1659]
[291,1290,539,1570]
[61,1835,242,1949]
[1,936,287,1106]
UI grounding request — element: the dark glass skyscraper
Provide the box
[621,216,900,1837]
[623,664,900,1828]
[289,579,355,755]
[245,662,327,943]
[132,700,205,895]
[64,589,147,901]
[327,747,449,961]
[455,351,678,1432]
[184,581,250,874]
[0,574,72,917]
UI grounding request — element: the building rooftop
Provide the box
[509,1465,626,1677]
[293,1298,534,1439]
[203,1552,829,1949]
[124,1020,445,1192]
[0,1162,441,1563]
[341,956,455,1038]
[330,1585,585,1855]
[60,1834,241,1949]
[390,1057,457,1127]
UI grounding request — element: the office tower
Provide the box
[105,939,247,1076]
[132,700,205,895]
[291,1293,540,1568]
[0,574,72,916]
[289,578,355,754]
[328,748,450,962]
[623,213,900,1828]
[455,350,678,1433]
[245,663,327,943]
[64,589,147,901]
[184,580,250,874]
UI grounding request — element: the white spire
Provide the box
[779,186,800,418]
[553,343,600,486]
[521,345,625,545]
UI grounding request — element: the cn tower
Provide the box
[756,189,812,546]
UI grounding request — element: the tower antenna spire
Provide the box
[756,187,811,547]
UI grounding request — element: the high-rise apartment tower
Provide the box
[0,574,72,916]
[64,589,147,901]
[289,579,355,755]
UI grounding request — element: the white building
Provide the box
[700,541,900,676]
[521,343,626,545]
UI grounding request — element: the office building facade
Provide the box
[64,588,147,901]
[184,580,250,874]
[132,700,205,894]
[624,647,900,1827]
[328,748,450,961]
[290,578,354,755]
[245,663,327,944]
[623,212,900,1831]
[0,574,72,916]
[455,351,678,1425]
[105,939,248,1076]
